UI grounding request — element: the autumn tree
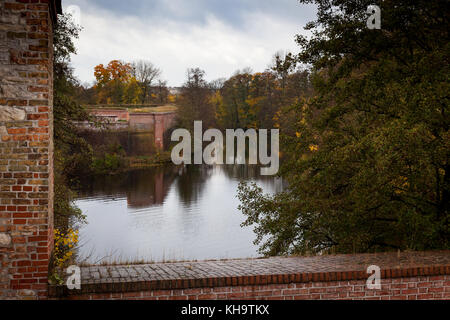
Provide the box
[94,60,141,104]
[131,60,162,104]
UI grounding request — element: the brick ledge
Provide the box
[49,251,450,297]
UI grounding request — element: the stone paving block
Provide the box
[78,251,450,290]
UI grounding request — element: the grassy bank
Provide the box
[84,104,178,113]
[127,152,173,170]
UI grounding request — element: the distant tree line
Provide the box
[176,52,312,132]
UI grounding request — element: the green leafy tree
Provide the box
[218,70,253,129]
[53,13,91,228]
[239,0,449,255]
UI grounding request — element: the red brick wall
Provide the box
[0,0,56,300]
[154,114,164,149]
[129,112,177,149]
[129,113,155,131]
[65,275,449,300]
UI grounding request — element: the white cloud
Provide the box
[64,1,315,86]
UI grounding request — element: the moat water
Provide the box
[75,164,283,264]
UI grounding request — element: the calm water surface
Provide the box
[75,165,283,264]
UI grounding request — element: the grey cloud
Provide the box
[67,0,315,29]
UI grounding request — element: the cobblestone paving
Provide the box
[80,251,450,285]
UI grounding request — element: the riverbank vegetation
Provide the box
[51,13,88,279]
[53,14,89,229]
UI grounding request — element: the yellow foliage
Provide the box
[394,176,410,195]
[273,110,281,129]
[54,228,79,269]
[168,94,177,103]
[124,77,142,104]
[309,145,319,152]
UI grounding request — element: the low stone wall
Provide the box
[50,251,450,300]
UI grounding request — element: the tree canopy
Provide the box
[238,0,449,255]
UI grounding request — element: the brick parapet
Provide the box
[49,251,450,300]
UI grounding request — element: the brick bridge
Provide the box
[87,108,177,149]
[0,0,449,300]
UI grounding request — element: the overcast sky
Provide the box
[63,0,317,87]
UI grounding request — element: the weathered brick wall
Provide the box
[0,0,56,299]
[62,275,450,300]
